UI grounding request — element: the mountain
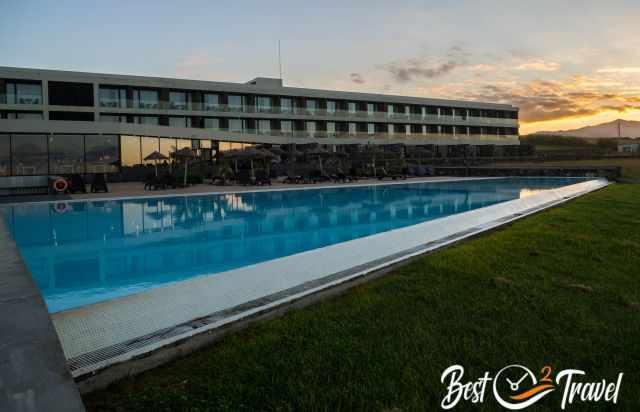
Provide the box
[533,119,640,138]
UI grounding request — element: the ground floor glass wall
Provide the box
[0,133,119,176]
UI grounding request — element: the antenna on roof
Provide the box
[277,40,283,80]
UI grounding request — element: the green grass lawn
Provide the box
[84,185,640,412]
[493,157,640,180]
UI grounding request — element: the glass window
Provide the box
[228,95,244,111]
[134,116,159,125]
[169,91,188,110]
[16,112,43,120]
[120,135,141,167]
[204,94,219,110]
[305,121,316,137]
[11,134,48,175]
[99,88,126,108]
[405,105,411,116]
[141,137,160,163]
[367,123,375,135]
[367,103,374,115]
[228,118,244,133]
[347,102,356,114]
[49,134,85,174]
[348,122,357,135]
[85,134,119,173]
[134,89,159,109]
[100,114,126,123]
[176,139,191,150]
[0,134,10,176]
[388,124,395,135]
[306,99,316,114]
[204,118,220,129]
[387,104,394,115]
[405,124,411,135]
[326,122,336,136]
[160,138,176,157]
[200,140,212,149]
[326,101,336,114]
[421,107,426,117]
[169,117,187,128]
[256,96,272,112]
[258,119,271,135]
[280,98,293,113]
[280,120,293,134]
[6,82,42,105]
[422,125,427,135]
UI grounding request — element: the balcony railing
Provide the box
[96,100,519,127]
[0,95,43,105]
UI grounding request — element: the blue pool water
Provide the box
[1,178,587,312]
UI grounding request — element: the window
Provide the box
[348,122,357,135]
[256,96,272,112]
[405,105,411,117]
[99,87,127,108]
[367,123,375,135]
[203,94,219,110]
[405,124,411,135]
[48,81,93,106]
[228,118,244,132]
[169,117,187,128]
[15,112,43,120]
[258,119,271,135]
[141,137,160,162]
[367,103,374,116]
[176,139,191,151]
[305,121,316,137]
[11,134,48,175]
[160,138,176,158]
[204,118,220,129]
[169,91,189,110]
[134,116,159,125]
[49,134,85,174]
[280,98,293,113]
[388,124,395,135]
[421,107,426,118]
[326,101,336,114]
[133,89,159,109]
[280,120,293,135]
[85,135,119,173]
[306,99,316,114]
[120,135,141,167]
[0,134,10,176]
[347,102,356,114]
[326,122,336,136]
[49,111,95,121]
[228,95,244,111]
[387,104,394,116]
[100,114,126,123]
[5,82,42,105]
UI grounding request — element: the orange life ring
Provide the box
[53,178,69,193]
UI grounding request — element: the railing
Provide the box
[0,95,42,105]
[97,100,519,126]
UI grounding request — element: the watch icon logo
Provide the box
[492,365,555,410]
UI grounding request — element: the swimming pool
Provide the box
[1,177,588,313]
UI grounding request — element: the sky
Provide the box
[2,0,640,134]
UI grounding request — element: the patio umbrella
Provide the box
[144,150,169,177]
[171,147,196,186]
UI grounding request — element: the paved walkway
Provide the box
[0,219,85,412]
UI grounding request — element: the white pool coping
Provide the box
[49,177,609,378]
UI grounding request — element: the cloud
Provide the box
[350,72,365,84]
[597,67,640,74]
[513,60,560,72]
[381,45,469,82]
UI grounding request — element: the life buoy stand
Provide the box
[52,177,69,193]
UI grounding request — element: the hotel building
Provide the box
[0,66,519,178]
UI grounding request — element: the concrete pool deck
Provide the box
[38,177,610,393]
[0,219,85,411]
